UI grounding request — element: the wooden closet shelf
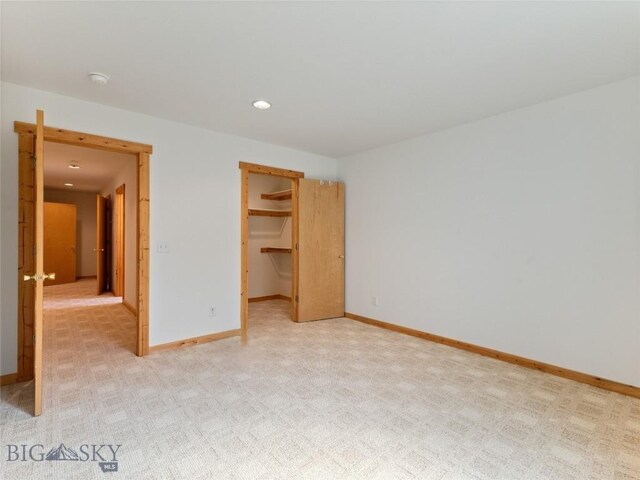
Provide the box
[261,189,292,201]
[260,247,292,253]
[248,209,291,217]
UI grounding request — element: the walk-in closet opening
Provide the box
[247,173,295,326]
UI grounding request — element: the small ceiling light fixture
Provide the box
[68,163,80,169]
[88,72,110,85]
[64,183,74,187]
[252,99,271,110]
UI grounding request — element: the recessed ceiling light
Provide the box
[88,72,110,85]
[252,100,271,110]
[68,163,80,169]
[64,183,74,187]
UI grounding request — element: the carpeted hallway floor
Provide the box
[1,279,639,479]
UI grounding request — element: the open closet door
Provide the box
[96,195,109,294]
[297,179,345,322]
[21,110,48,416]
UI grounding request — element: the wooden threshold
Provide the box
[0,373,18,386]
[149,329,241,354]
[249,208,291,217]
[248,294,291,303]
[261,189,292,201]
[260,247,292,253]
[345,312,640,399]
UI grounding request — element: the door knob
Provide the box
[338,255,345,259]
[93,248,105,252]
[23,273,56,282]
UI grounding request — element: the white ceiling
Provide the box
[44,142,135,192]
[2,2,638,157]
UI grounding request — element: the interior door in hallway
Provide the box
[96,194,109,294]
[297,179,345,322]
[44,202,77,285]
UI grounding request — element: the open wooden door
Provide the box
[96,195,108,294]
[297,179,345,322]
[21,110,49,416]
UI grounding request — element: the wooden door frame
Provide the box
[114,184,125,298]
[14,121,152,376]
[239,162,304,336]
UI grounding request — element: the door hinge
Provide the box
[295,295,299,303]
[33,335,36,344]
[295,243,298,251]
[31,155,37,168]
[33,245,37,256]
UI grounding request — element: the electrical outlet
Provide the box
[372,296,379,307]
[209,306,216,317]
[158,242,170,253]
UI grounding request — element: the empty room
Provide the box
[1,2,638,479]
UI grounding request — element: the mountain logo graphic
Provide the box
[45,443,80,461]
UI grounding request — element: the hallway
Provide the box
[43,278,137,358]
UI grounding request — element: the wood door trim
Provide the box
[34,110,44,416]
[14,122,153,154]
[137,153,150,356]
[345,312,640,399]
[238,161,303,178]
[115,184,125,298]
[15,122,151,374]
[239,162,304,335]
[291,178,299,321]
[17,132,35,383]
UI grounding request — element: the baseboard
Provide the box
[76,275,97,280]
[0,373,18,386]
[122,299,137,316]
[248,294,291,303]
[344,312,640,399]
[149,329,241,354]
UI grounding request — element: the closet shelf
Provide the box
[260,247,292,253]
[261,189,292,201]
[248,208,291,217]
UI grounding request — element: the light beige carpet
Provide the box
[1,279,639,479]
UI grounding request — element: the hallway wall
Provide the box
[101,158,137,306]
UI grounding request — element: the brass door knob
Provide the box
[23,273,56,282]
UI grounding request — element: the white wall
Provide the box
[0,82,337,374]
[43,188,97,277]
[101,158,137,305]
[338,76,640,387]
[248,174,292,298]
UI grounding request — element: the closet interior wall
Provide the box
[248,174,292,302]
